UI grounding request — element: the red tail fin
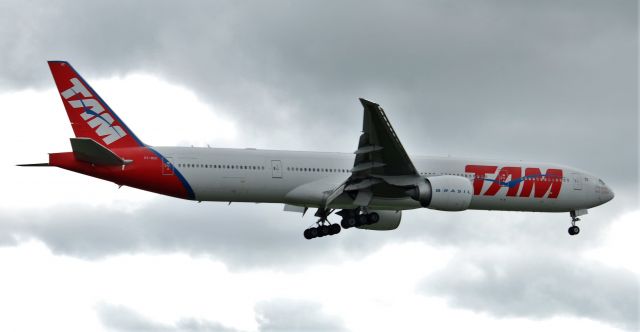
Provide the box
[48,61,144,148]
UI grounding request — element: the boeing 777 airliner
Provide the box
[20,61,615,239]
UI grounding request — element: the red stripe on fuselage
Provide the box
[49,147,190,199]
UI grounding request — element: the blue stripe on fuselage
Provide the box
[482,174,550,188]
[146,146,196,200]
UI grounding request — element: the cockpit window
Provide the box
[598,179,605,185]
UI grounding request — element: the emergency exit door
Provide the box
[271,160,282,178]
[162,157,174,175]
[571,173,583,190]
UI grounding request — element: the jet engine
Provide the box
[410,175,473,211]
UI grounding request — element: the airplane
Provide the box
[19,61,615,239]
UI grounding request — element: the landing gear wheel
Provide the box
[356,214,368,226]
[329,223,341,235]
[367,212,380,225]
[308,227,318,238]
[568,225,580,236]
[303,228,314,240]
[341,217,356,229]
[318,225,330,237]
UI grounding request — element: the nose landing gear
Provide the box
[568,210,585,236]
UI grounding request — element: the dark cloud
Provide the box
[96,304,239,332]
[0,1,637,330]
[255,299,346,332]
[0,0,635,193]
[0,197,402,269]
[421,249,639,331]
[0,186,634,269]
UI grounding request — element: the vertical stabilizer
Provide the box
[48,61,144,148]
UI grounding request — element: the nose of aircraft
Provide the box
[605,185,615,203]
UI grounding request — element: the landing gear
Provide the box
[568,225,580,236]
[340,216,357,229]
[338,209,379,229]
[303,208,381,239]
[303,223,341,240]
[303,209,341,240]
[568,210,581,236]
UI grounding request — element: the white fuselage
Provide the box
[155,146,614,213]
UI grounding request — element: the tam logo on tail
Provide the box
[60,77,127,145]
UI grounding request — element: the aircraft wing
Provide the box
[352,98,419,177]
[342,99,424,207]
[288,98,424,211]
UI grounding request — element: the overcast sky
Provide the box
[0,1,638,331]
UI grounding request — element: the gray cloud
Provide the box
[0,1,637,330]
[0,0,635,194]
[422,248,639,331]
[0,187,634,269]
[0,198,399,269]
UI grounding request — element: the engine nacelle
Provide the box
[410,175,473,211]
[425,175,473,211]
[357,210,402,231]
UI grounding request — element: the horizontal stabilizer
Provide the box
[17,163,51,167]
[70,137,132,166]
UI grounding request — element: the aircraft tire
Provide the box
[568,226,580,236]
[318,225,330,237]
[367,212,380,224]
[303,229,314,240]
[341,217,356,229]
[329,223,341,235]
[356,214,368,226]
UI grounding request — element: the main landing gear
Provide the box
[338,209,380,229]
[303,209,341,240]
[568,210,581,236]
[303,208,381,240]
[303,223,341,239]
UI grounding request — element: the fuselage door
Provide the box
[162,157,174,176]
[571,173,583,190]
[271,160,282,178]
